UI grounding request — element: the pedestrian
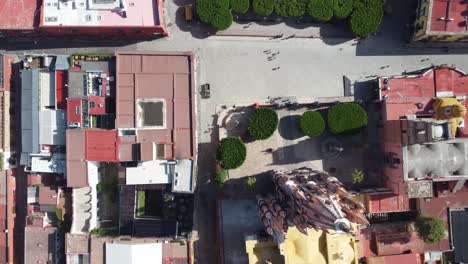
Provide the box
[265,148,273,153]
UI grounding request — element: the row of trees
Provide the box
[300,103,368,137]
[196,0,384,37]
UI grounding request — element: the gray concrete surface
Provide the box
[219,198,263,264]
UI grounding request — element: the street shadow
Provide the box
[223,171,275,197]
[0,37,153,51]
[278,114,302,140]
[352,79,379,102]
[354,0,468,56]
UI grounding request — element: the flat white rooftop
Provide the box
[42,0,160,27]
[106,242,162,264]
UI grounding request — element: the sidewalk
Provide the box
[216,17,354,39]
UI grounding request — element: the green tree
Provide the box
[300,111,325,137]
[332,0,354,19]
[245,177,257,191]
[231,0,250,14]
[248,107,279,140]
[351,169,364,184]
[328,103,368,135]
[211,8,233,30]
[350,0,384,37]
[196,0,232,30]
[415,216,446,244]
[275,0,307,17]
[215,164,229,186]
[253,0,274,16]
[307,0,333,21]
[216,137,247,169]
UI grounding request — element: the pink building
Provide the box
[0,0,167,38]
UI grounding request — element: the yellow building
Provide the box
[413,0,468,42]
[245,227,358,264]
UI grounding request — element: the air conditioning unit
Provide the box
[68,122,81,128]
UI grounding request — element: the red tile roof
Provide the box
[366,253,424,264]
[359,222,425,258]
[380,67,468,122]
[115,52,196,160]
[67,99,82,125]
[56,70,67,110]
[38,187,57,206]
[417,190,468,251]
[429,0,468,33]
[88,96,106,115]
[366,193,411,213]
[85,130,118,162]
[0,0,38,30]
[66,130,88,188]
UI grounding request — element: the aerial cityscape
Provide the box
[1,0,468,263]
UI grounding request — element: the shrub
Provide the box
[215,164,229,186]
[90,228,119,236]
[415,216,445,244]
[350,0,384,37]
[275,0,307,17]
[351,169,364,184]
[289,0,308,17]
[333,0,354,19]
[217,137,247,169]
[307,0,333,21]
[253,0,274,16]
[245,177,257,191]
[328,103,368,134]
[300,111,325,137]
[196,0,232,30]
[211,8,233,30]
[248,107,279,140]
[231,0,250,14]
[196,0,218,23]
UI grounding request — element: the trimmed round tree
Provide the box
[415,216,445,244]
[300,111,325,137]
[211,8,233,30]
[253,0,274,16]
[328,103,368,134]
[217,137,247,169]
[196,0,217,23]
[231,0,250,14]
[196,0,232,30]
[275,0,307,17]
[289,0,308,17]
[248,107,279,140]
[307,0,333,21]
[333,0,354,19]
[350,0,384,37]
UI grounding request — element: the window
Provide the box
[119,129,136,136]
[156,144,165,159]
[89,101,96,108]
[75,106,80,114]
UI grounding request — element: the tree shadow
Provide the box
[278,114,303,140]
[173,4,217,39]
[271,137,323,165]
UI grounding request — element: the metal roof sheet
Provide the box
[39,110,66,146]
[21,70,40,155]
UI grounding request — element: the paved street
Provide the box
[4,0,468,263]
